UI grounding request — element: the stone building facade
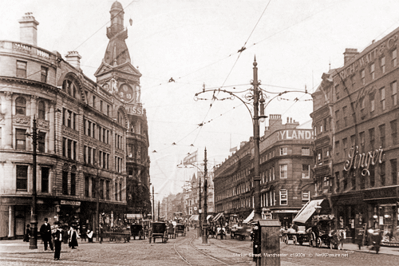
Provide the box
[214,115,314,228]
[0,1,151,239]
[311,27,399,244]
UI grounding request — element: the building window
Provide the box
[100,100,103,112]
[335,141,340,157]
[351,134,356,148]
[335,84,340,100]
[279,190,288,205]
[115,182,118,201]
[16,165,28,191]
[107,105,110,116]
[380,87,386,111]
[301,147,310,156]
[381,56,386,73]
[41,167,49,193]
[369,128,375,150]
[342,138,348,157]
[343,106,347,127]
[16,61,27,78]
[392,81,398,106]
[379,124,386,148]
[38,132,45,153]
[41,66,48,83]
[38,101,46,120]
[370,63,375,80]
[335,110,340,131]
[16,129,26,150]
[119,182,122,201]
[106,180,110,200]
[88,121,91,137]
[71,170,76,196]
[93,95,96,108]
[369,93,375,113]
[279,147,287,155]
[361,69,365,85]
[335,172,340,193]
[100,179,104,199]
[62,171,68,195]
[302,191,310,202]
[391,120,398,145]
[359,131,365,153]
[370,165,375,187]
[85,175,89,197]
[391,159,397,185]
[92,179,97,198]
[15,97,26,115]
[392,49,397,67]
[280,164,287,179]
[380,161,386,186]
[302,164,310,179]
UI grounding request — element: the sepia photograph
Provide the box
[0,0,398,265]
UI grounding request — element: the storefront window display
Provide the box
[369,204,399,246]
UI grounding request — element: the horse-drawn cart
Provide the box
[130,224,145,240]
[175,223,186,237]
[281,225,309,245]
[149,222,168,243]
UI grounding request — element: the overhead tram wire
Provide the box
[192,0,273,148]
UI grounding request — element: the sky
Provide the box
[2,0,399,201]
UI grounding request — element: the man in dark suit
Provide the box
[40,218,53,251]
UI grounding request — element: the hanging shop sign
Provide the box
[344,146,384,176]
[364,186,398,200]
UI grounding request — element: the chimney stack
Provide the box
[65,51,82,70]
[19,12,39,46]
[343,48,359,65]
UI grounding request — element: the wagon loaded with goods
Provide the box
[281,225,310,245]
[149,222,168,243]
[130,224,145,240]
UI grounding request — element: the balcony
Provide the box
[0,40,58,65]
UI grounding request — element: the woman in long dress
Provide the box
[68,226,79,249]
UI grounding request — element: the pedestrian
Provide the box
[68,226,79,249]
[99,223,104,243]
[62,225,69,244]
[23,224,30,242]
[39,218,53,251]
[87,227,94,243]
[81,225,87,242]
[52,223,63,260]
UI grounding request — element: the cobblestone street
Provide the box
[1,229,398,265]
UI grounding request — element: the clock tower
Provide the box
[94,1,151,217]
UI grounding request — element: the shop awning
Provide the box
[126,214,143,219]
[213,212,223,222]
[243,210,254,224]
[293,199,324,224]
[189,215,199,221]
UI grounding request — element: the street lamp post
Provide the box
[29,117,38,249]
[202,148,208,244]
[198,173,202,238]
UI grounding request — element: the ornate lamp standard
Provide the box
[195,57,310,223]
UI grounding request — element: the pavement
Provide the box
[0,239,95,254]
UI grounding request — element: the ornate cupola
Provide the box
[94,1,142,107]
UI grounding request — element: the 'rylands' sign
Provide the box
[277,130,313,140]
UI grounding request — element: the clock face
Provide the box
[118,84,134,102]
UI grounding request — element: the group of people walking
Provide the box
[25,218,90,260]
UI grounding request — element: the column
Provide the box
[8,206,14,238]
[49,102,55,153]
[3,92,13,149]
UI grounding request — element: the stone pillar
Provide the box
[3,92,13,149]
[49,102,55,153]
[8,206,14,238]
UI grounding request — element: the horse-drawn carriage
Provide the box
[230,224,252,241]
[308,214,342,249]
[149,222,168,243]
[130,224,145,240]
[175,223,186,237]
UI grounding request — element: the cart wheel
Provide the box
[293,235,297,245]
[284,236,288,244]
[316,237,322,248]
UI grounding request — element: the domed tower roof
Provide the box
[111,1,123,11]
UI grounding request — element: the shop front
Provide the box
[364,186,399,246]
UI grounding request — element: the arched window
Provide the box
[38,101,46,119]
[117,110,124,126]
[62,79,79,99]
[15,97,26,115]
[71,166,77,196]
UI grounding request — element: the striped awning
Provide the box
[189,215,199,221]
[213,212,223,222]
[243,210,254,224]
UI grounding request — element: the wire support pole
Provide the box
[29,117,38,249]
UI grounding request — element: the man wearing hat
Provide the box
[40,218,53,251]
[52,222,63,260]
